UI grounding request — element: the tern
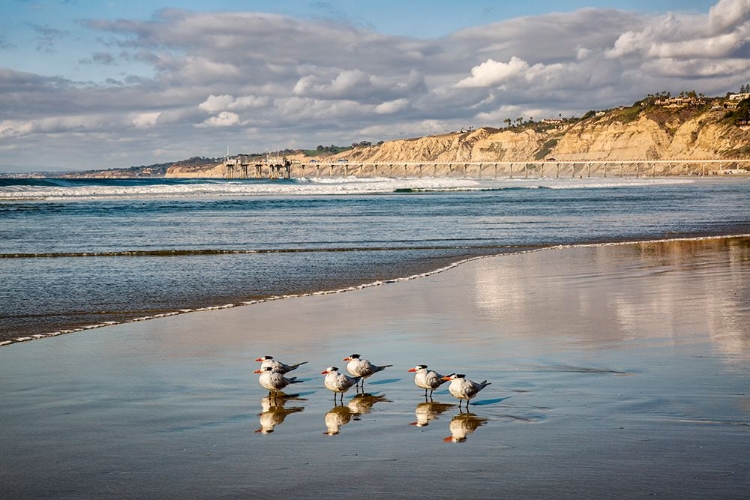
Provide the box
[408,364,452,398]
[321,366,361,404]
[441,373,491,408]
[255,355,308,374]
[254,366,303,396]
[343,354,392,391]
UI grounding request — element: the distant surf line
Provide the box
[0,244,530,259]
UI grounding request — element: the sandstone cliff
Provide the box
[329,106,749,165]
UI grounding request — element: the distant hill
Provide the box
[56,156,222,179]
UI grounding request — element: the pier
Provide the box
[224,155,292,179]
[224,158,750,179]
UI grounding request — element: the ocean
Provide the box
[2,175,750,343]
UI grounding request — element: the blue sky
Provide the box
[0,0,747,171]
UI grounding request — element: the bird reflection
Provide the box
[255,395,305,434]
[324,404,360,435]
[444,412,488,443]
[347,393,391,414]
[410,401,455,427]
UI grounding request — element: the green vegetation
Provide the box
[302,145,353,156]
[535,138,559,160]
[616,105,643,124]
[581,110,596,120]
[721,98,750,126]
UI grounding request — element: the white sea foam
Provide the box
[0,176,693,201]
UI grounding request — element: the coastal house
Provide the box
[654,96,706,108]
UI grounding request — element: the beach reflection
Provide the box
[410,401,454,427]
[444,412,488,443]
[323,393,391,435]
[469,237,750,363]
[348,393,391,414]
[255,395,305,434]
[324,405,359,435]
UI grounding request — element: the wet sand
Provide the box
[2,237,749,499]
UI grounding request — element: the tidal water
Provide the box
[2,176,750,341]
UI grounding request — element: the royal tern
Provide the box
[321,366,361,403]
[254,366,303,396]
[408,364,452,398]
[255,355,308,374]
[441,374,491,408]
[343,354,392,391]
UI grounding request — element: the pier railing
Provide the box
[224,159,750,179]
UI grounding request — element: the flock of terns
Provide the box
[254,353,491,409]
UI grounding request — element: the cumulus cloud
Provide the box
[607,0,750,65]
[455,57,531,88]
[197,111,241,128]
[375,98,409,114]
[198,94,270,113]
[132,112,161,129]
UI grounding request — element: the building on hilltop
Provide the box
[654,96,706,108]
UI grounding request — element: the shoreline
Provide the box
[2,234,749,498]
[4,232,750,348]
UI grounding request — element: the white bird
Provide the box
[408,364,452,398]
[255,355,308,374]
[254,366,303,395]
[441,374,491,408]
[321,366,361,403]
[343,354,392,391]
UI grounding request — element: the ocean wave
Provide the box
[0,176,693,201]
[0,243,523,259]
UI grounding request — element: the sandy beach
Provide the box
[2,237,749,499]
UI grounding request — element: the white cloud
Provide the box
[132,112,161,129]
[375,98,409,114]
[607,0,750,66]
[197,111,241,128]
[455,57,530,88]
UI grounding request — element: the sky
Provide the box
[1,0,749,172]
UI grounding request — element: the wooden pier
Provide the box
[224,155,292,179]
[224,158,750,179]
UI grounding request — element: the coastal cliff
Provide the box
[326,106,749,165]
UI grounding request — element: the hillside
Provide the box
[328,101,750,165]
